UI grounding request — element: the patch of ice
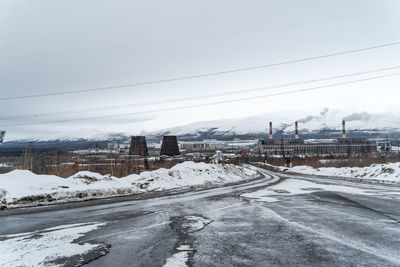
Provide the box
[163,244,194,267]
[181,215,212,233]
[242,179,374,202]
[0,222,106,267]
[176,244,194,251]
[163,251,189,267]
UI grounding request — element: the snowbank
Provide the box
[274,162,400,184]
[132,162,258,191]
[0,162,259,209]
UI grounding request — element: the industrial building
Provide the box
[258,121,377,156]
[179,139,257,152]
[179,141,217,152]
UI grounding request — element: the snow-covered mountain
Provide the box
[37,129,129,142]
[157,108,400,138]
[5,109,400,145]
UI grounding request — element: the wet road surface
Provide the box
[1,168,400,266]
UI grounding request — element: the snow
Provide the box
[0,162,259,208]
[163,249,190,267]
[242,178,372,202]
[0,222,105,267]
[0,162,12,167]
[162,215,208,267]
[158,108,400,136]
[176,245,193,251]
[0,170,136,209]
[277,162,400,184]
[132,162,258,191]
[180,215,212,234]
[37,129,127,142]
[7,108,400,141]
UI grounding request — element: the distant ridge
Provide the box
[3,109,400,146]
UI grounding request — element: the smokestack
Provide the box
[0,130,5,144]
[269,122,273,139]
[295,121,299,139]
[342,120,346,139]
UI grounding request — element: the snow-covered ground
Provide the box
[0,162,259,209]
[273,162,400,184]
[0,222,106,267]
[242,178,375,203]
[163,245,192,267]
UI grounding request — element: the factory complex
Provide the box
[258,120,377,156]
[125,120,379,159]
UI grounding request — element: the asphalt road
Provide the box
[1,168,400,267]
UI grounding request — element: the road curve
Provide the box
[2,169,400,267]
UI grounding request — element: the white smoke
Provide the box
[320,108,329,117]
[298,115,317,123]
[343,112,371,122]
[297,108,329,124]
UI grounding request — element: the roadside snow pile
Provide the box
[278,162,400,184]
[0,170,136,208]
[132,161,258,191]
[0,162,259,208]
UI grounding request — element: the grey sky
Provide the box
[1,0,400,140]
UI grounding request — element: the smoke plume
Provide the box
[320,108,329,117]
[343,112,371,122]
[297,108,329,124]
[298,115,317,123]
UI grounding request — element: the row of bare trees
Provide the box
[20,147,187,177]
[14,146,400,177]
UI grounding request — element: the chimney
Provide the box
[295,121,299,139]
[342,120,346,139]
[269,122,273,139]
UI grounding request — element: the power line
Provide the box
[1,65,399,121]
[1,41,400,101]
[1,9,398,60]
[4,71,400,127]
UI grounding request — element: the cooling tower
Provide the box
[160,136,180,156]
[129,136,149,156]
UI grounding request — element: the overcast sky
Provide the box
[1,0,400,140]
